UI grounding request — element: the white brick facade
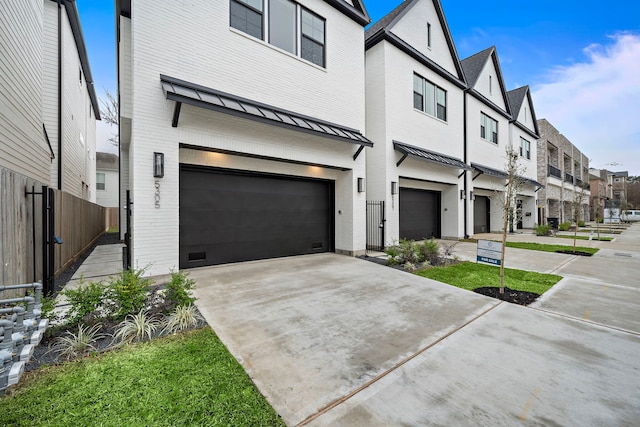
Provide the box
[119,0,370,275]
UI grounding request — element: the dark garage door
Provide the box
[399,188,441,240]
[179,166,334,268]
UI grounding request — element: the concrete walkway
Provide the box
[191,225,640,426]
[55,243,124,306]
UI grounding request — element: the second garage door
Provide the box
[179,166,334,268]
[399,188,441,240]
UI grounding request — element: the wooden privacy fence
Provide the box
[53,190,108,276]
[106,207,119,229]
[0,166,110,295]
[0,168,44,295]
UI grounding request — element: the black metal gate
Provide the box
[366,201,385,252]
[123,190,132,270]
[25,185,55,295]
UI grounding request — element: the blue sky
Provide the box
[78,0,640,175]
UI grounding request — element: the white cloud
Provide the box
[532,32,640,175]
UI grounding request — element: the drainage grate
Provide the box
[614,253,632,257]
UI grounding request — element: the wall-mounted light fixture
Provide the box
[153,152,164,178]
[391,181,398,195]
[460,189,466,200]
[357,178,365,193]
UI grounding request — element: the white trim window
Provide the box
[480,112,498,144]
[413,73,447,121]
[519,137,531,159]
[230,0,326,67]
[96,172,106,191]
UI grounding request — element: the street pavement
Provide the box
[191,224,640,426]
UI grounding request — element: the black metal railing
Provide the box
[575,178,583,188]
[366,201,385,252]
[564,173,574,184]
[548,164,561,179]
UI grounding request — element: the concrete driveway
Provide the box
[191,251,640,426]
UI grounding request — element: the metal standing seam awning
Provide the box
[160,74,372,160]
[393,141,472,172]
[471,162,545,191]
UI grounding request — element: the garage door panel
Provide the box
[399,188,441,240]
[180,167,333,268]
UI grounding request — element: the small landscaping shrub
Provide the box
[418,238,440,265]
[60,279,107,325]
[112,310,160,346]
[107,267,153,319]
[578,220,586,227]
[558,221,572,231]
[162,304,203,335]
[598,217,604,224]
[385,239,420,265]
[165,270,196,308]
[48,323,107,361]
[535,224,552,236]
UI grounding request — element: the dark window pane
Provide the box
[437,104,446,121]
[302,36,324,67]
[413,92,423,110]
[230,1,263,39]
[270,0,296,54]
[480,125,486,139]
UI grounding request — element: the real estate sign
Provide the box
[477,240,502,266]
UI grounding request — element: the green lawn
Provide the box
[554,234,612,241]
[0,329,284,427]
[417,262,562,295]
[505,241,599,255]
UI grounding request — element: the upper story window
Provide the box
[614,177,621,182]
[96,172,105,191]
[79,67,83,85]
[230,0,326,67]
[427,22,431,48]
[519,137,531,160]
[413,73,447,121]
[480,112,498,144]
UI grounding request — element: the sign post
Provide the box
[477,240,502,266]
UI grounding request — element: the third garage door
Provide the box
[399,188,441,240]
[179,166,334,268]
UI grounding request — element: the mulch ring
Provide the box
[555,250,593,256]
[473,287,540,306]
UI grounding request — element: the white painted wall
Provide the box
[43,1,96,199]
[365,38,466,243]
[124,0,367,275]
[474,55,507,111]
[96,169,119,207]
[0,0,50,183]
[390,0,458,77]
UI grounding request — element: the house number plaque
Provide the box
[155,180,161,208]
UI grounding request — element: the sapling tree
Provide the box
[497,145,526,294]
[100,88,119,147]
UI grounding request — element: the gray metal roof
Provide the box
[460,47,494,88]
[160,75,372,147]
[394,141,472,170]
[506,85,540,138]
[471,162,508,179]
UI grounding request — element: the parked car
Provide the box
[621,210,640,222]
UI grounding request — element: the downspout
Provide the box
[463,89,469,238]
[57,0,63,190]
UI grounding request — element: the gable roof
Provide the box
[325,0,371,26]
[365,0,466,85]
[461,46,511,118]
[507,85,540,138]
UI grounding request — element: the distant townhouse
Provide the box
[462,47,541,234]
[96,152,119,208]
[536,119,590,226]
[588,169,607,221]
[117,0,371,275]
[589,168,629,222]
[0,0,100,200]
[363,0,542,244]
[364,0,469,243]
